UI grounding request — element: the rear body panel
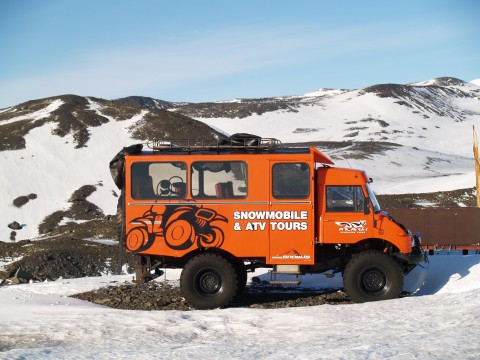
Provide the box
[124,149,319,264]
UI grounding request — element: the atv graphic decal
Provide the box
[334,220,367,234]
[126,205,227,253]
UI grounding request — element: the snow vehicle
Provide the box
[110,135,425,309]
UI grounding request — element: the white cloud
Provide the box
[0,22,461,106]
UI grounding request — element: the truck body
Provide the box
[111,137,425,309]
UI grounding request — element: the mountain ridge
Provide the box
[0,76,478,242]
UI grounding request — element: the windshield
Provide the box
[366,183,381,213]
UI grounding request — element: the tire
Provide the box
[180,253,238,309]
[233,260,248,301]
[343,250,403,303]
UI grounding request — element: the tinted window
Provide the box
[131,162,187,199]
[326,186,365,212]
[272,163,310,199]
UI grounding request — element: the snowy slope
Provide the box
[197,84,480,157]
[0,254,479,359]
[0,78,479,242]
[329,144,474,195]
[0,103,143,242]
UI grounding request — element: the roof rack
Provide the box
[147,137,283,152]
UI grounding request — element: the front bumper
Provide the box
[394,231,428,270]
[394,247,427,266]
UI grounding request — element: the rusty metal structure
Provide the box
[474,125,480,207]
[386,208,480,250]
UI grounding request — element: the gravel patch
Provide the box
[71,280,352,311]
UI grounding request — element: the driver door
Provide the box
[322,186,373,245]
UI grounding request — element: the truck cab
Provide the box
[110,136,425,309]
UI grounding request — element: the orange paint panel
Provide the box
[122,147,414,263]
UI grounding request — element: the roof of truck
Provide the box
[110,138,334,190]
[120,136,334,165]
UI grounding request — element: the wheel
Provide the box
[343,250,403,303]
[180,253,238,309]
[125,227,148,251]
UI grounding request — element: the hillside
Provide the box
[0,77,479,242]
[175,77,480,157]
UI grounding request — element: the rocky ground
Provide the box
[72,280,353,311]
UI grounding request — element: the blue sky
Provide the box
[0,0,479,108]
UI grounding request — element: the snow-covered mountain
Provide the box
[0,77,479,242]
[177,77,480,157]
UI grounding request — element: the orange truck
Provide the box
[110,135,425,309]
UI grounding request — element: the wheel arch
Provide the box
[350,237,400,255]
[175,247,239,268]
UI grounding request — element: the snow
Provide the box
[0,100,146,241]
[197,90,479,158]
[1,99,64,126]
[470,78,480,87]
[302,88,348,97]
[0,254,479,359]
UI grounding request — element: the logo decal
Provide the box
[334,220,367,234]
[126,205,227,253]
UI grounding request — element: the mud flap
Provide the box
[132,258,164,284]
[132,263,150,284]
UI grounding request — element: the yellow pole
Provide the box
[474,125,480,207]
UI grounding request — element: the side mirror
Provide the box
[364,197,371,215]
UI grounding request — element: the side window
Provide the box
[272,163,310,199]
[191,161,247,199]
[326,186,365,212]
[131,162,187,199]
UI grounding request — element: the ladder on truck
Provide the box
[269,265,303,285]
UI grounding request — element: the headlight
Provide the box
[412,232,422,247]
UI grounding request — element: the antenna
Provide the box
[338,155,352,169]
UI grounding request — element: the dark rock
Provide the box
[12,196,30,208]
[14,268,33,283]
[8,221,22,230]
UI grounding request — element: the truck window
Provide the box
[272,162,310,199]
[326,186,365,212]
[131,162,187,199]
[191,161,247,199]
